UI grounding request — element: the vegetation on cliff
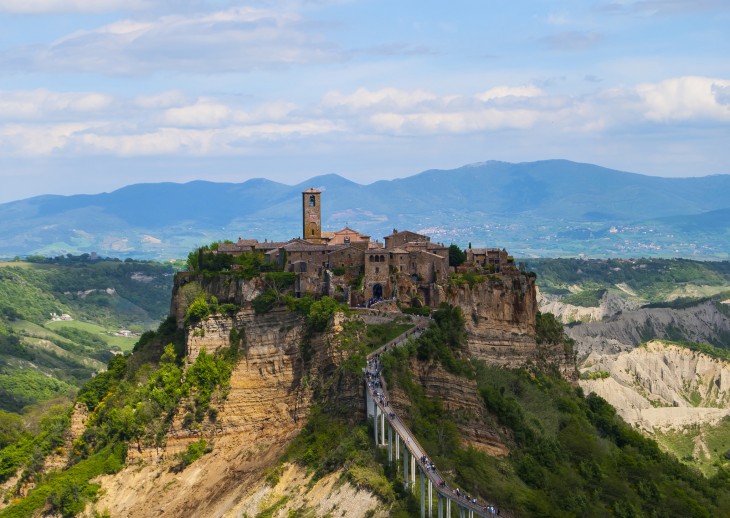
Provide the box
[0,309,239,517]
[380,306,730,517]
[185,243,281,278]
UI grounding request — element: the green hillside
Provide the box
[526,257,730,302]
[0,256,174,414]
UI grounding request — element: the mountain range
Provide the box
[2,159,729,260]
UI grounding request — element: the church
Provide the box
[217,188,452,308]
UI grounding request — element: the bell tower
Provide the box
[302,188,322,243]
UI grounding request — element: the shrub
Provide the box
[252,289,277,314]
[174,440,208,471]
[184,295,210,326]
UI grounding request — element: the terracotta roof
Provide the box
[383,229,428,240]
[255,241,286,250]
[410,250,445,260]
[217,243,245,252]
[283,242,329,252]
[302,187,321,194]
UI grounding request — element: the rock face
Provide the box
[447,275,536,364]
[170,272,264,327]
[447,273,574,376]
[98,285,364,516]
[389,359,509,457]
[93,268,566,516]
[567,300,730,356]
[538,289,640,325]
[581,341,730,430]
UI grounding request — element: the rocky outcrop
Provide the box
[538,289,640,324]
[388,359,509,458]
[446,273,573,377]
[128,305,361,465]
[567,300,730,356]
[447,274,536,366]
[170,272,264,327]
[581,341,730,430]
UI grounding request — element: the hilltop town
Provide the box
[212,188,518,309]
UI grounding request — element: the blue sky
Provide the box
[0,0,728,203]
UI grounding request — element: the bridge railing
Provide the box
[364,324,502,518]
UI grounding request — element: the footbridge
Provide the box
[363,320,502,518]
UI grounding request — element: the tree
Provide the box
[448,244,466,267]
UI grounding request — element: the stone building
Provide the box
[216,188,511,308]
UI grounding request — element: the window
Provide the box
[309,195,316,207]
[344,236,350,244]
[375,267,379,273]
[311,229,315,235]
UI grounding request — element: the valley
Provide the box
[1,249,730,516]
[530,258,730,477]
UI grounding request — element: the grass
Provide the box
[45,320,137,352]
[8,320,69,342]
[0,261,34,269]
[654,418,730,476]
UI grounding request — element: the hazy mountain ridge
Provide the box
[2,159,730,259]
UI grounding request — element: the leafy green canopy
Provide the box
[186,244,281,278]
[448,244,466,267]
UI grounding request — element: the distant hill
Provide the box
[1,160,729,259]
[0,258,174,413]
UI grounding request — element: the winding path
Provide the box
[362,316,503,518]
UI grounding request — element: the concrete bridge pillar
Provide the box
[403,444,409,491]
[438,494,443,518]
[366,384,374,417]
[411,453,416,491]
[420,469,425,518]
[395,431,400,461]
[381,410,386,446]
[428,479,432,517]
[447,497,451,518]
[388,423,393,463]
[373,404,379,445]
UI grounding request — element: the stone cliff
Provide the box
[92,273,365,517]
[388,359,510,457]
[446,273,574,377]
[89,267,568,516]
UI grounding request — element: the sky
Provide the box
[0,0,728,203]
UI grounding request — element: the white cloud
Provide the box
[477,86,544,102]
[0,0,152,13]
[0,122,102,155]
[323,86,548,135]
[2,6,342,75]
[635,76,730,121]
[0,77,728,158]
[133,91,187,109]
[322,87,438,112]
[162,99,233,128]
[0,90,113,120]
